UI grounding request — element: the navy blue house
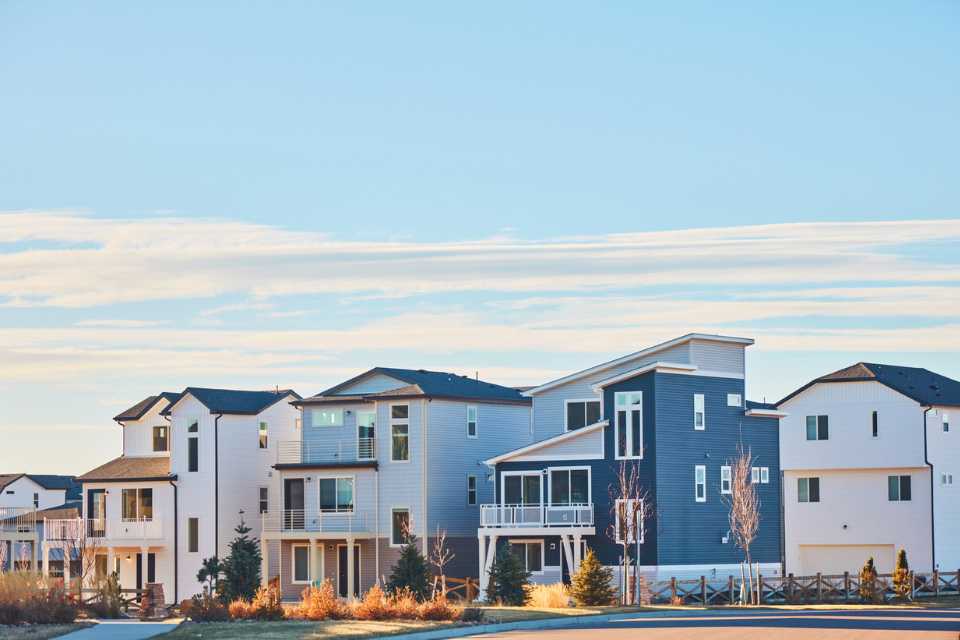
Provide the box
[477,334,783,595]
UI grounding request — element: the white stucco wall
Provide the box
[121,400,172,458]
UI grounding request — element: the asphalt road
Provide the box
[473,608,960,639]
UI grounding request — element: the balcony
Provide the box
[0,508,38,534]
[44,517,163,542]
[276,438,376,466]
[261,509,371,536]
[480,503,594,530]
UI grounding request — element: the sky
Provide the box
[1,2,958,474]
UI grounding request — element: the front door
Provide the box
[135,553,157,589]
[337,544,361,598]
[284,478,305,529]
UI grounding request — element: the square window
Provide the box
[727,393,742,407]
[798,477,820,503]
[565,400,601,431]
[806,415,828,440]
[888,475,911,501]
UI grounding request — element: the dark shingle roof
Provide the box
[304,367,529,405]
[0,474,80,500]
[162,387,301,416]
[114,392,180,422]
[745,400,778,411]
[78,456,173,482]
[778,362,960,407]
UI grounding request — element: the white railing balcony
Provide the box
[480,503,594,529]
[261,509,370,534]
[276,438,376,465]
[0,508,38,534]
[44,517,163,542]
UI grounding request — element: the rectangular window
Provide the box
[318,477,354,512]
[391,405,410,462]
[292,545,310,584]
[872,411,878,438]
[549,468,590,505]
[694,394,705,430]
[760,467,770,484]
[467,475,477,506]
[565,399,601,431]
[615,499,644,543]
[509,541,543,573]
[798,477,820,503]
[805,415,829,440]
[153,426,169,452]
[727,393,742,407]
[33,492,39,508]
[888,475,912,501]
[941,473,954,486]
[188,437,199,472]
[695,465,706,502]
[188,518,199,553]
[614,391,643,459]
[944,414,950,433]
[259,487,268,514]
[467,405,478,438]
[720,466,732,494]
[259,422,268,449]
[311,408,344,427]
[751,467,760,484]
[391,508,410,546]
[357,411,375,459]
[121,488,153,520]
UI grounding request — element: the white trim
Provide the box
[524,333,753,396]
[315,474,356,514]
[694,393,705,431]
[484,420,607,466]
[389,506,411,548]
[502,454,604,462]
[291,543,311,584]
[745,408,788,418]
[563,398,602,432]
[336,543,363,596]
[500,471,543,506]
[389,403,410,463]
[614,391,643,460]
[311,407,344,428]
[727,393,742,407]
[720,466,732,494]
[760,467,770,484]
[467,474,478,506]
[591,362,698,392]
[356,410,376,461]
[467,405,478,439]
[508,538,545,575]
[546,466,592,506]
[695,465,706,503]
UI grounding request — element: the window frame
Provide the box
[356,411,376,460]
[871,411,879,439]
[311,408,344,428]
[727,393,742,407]
[259,421,269,449]
[614,498,645,544]
[259,487,269,514]
[614,391,643,460]
[888,474,912,502]
[291,544,311,584]
[152,425,169,452]
[694,465,706,503]
[760,467,770,484]
[508,539,545,575]
[121,488,153,521]
[500,470,543,506]
[564,398,602,432]
[390,507,411,547]
[694,394,705,431]
[390,404,410,463]
[720,466,732,494]
[187,517,199,553]
[467,405,478,439]
[805,415,829,441]
[798,477,820,503]
[33,492,39,509]
[317,476,355,513]
[547,466,592,506]
[467,474,477,506]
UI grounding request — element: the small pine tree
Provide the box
[892,548,911,599]
[485,546,530,606]
[197,556,222,597]
[570,548,616,606]
[387,534,431,600]
[859,556,879,603]
[221,517,263,602]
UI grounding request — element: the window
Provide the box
[188,518,199,553]
[188,436,199,472]
[153,426,169,452]
[467,475,477,506]
[565,399,601,431]
[121,488,153,521]
[467,405,478,438]
[944,414,950,433]
[259,422,268,449]
[694,394,705,430]
[319,477,354,512]
[872,411,878,438]
[391,405,409,462]
[549,468,590,505]
[188,420,198,433]
[259,488,269,514]
[751,467,760,484]
[727,393,742,407]
[391,508,410,546]
[798,477,820,503]
[888,475,912,501]
[720,466,732,494]
[292,545,310,584]
[357,411,375,459]
[760,467,770,484]
[941,473,954,486]
[614,391,643,459]
[615,499,644,543]
[33,493,39,509]
[312,408,343,427]
[806,415,829,440]
[695,465,706,502]
[509,540,544,573]
[503,472,542,505]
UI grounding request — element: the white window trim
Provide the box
[751,467,760,484]
[356,410,376,461]
[720,466,732,495]
[390,403,411,463]
[695,465,706,503]
[316,474,356,514]
[500,470,544,506]
[760,467,770,484]
[694,394,705,431]
[390,506,412,548]
[311,407,344,428]
[259,486,269,514]
[336,543,363,595]
[508,539,545,575]
[563,398,602,432]
[291,544,311,584]
[467,405,478,439]
[467,474,478,506]
[614,391,643,460]
[546,465,592,506]
[726,393,742,408]
[259,421,269,449]
[120,487,154,522]
[614,498,645,544]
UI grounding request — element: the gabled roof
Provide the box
[590,362,698,391]
[299,367,530,405]
[0,474,80,499]
[0,474,23,492]
[78,456,174,483]
[162,387,301,416]
[484,420,608,466]
[777,362,960,408]
[523,333,754,396]
[114,392,180,422]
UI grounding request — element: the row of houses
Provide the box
[2,332,958,604]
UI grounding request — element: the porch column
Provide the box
[140,546,149,587]
[63,545,71,583]
[484,535,498,574]
[42,543,50,577]
[559,535,573,579]
[32,539,38,572]
[107,546,116,577]
[260,538,269,587]
[573,534,583,574]
[309,538,319,587]
[477,533,487,598]
[346,536,356,601]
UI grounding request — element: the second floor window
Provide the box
[467,475,477,505]
[798,477,820,502]
[188,420,199,473]
[391,508,410,546]
[944,413,951,433]
[33,492,39,508]
[694,394,705,430]
[153,426,168,452]
[565,399,601,431]
[614,391,643,459]
[259,487,268,514]
[550,468,589,505]
[467,406,478,438]
[694,465,706,502]
[720,466,732,494]
[872,411,879,438]
[888,475,911,501]
[312,408,343,427]
[319,477,354,512]
[391,405,409,462]
[806,415,829,440]
[259,422,268,449]
[121,488,153,521]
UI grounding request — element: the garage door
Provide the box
[799,545,895,575]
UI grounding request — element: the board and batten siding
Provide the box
[929,405,960,571]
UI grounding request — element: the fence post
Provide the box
[728,575,734,604]
[815,572,822,602]
[843,571,850,603]
[670,577,677,603]
[909,570,916,601]
[932,569,939,598]
[700,575,706,605]
[757,573,763,604]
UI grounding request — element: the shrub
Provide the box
[570,549,616,606]
[228,598,255,620]
[351,584,395,621]
[859,556,880,603]
[485,546,530,606]
[249,584,284,620]
[892,549,911,599]
[87,573,123,618]
[390,587,420,619]
[387,534,431,601]
[293,580,348,621]
[0,573,78,625]
[416,594,462,621]
[187,593,230,622]
[526,582,570,608]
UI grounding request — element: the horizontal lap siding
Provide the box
[688,340,746,374]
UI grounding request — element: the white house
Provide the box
[1,474,80,573]
[777,362,960,575]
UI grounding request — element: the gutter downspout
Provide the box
[215,413,223,557]
[168,478,179,603]
[422,399,429,557]
[922,406,935,570]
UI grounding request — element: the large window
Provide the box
[312,408,344,427]
[152,426,168,452]
[121,488,153,521]
[549,468,590,505]
[509,540,543,574]
[292,545,310,584]
[467,405,478,438]
[565,399,601,431]
[187,518,199,553]
[503,472,541,505]
[888,475,912,501]
[805,415,829,440]
[694,465,706,502]
[798,477,820,503]
[720,466,732,494]
[391,508,411,546]
[259,422,268,449]
[319,477,354,512]
[391,405,409,462]
[694,394,705,430]
[467,475,477,506]
[615,498,644,544]
[614,392,643,459]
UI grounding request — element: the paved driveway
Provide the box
[474,608,960,640]
[59,619,182,640]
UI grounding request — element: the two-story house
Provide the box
[1,474,80,573]
[44,387,299,604]
[777,363,960,575]
[477,333,784,597]
[263,368,531,601]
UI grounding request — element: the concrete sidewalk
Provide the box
[58,619,182,640]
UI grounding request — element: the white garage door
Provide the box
[799,545,895,575]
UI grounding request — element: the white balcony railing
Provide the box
[44,517,162,541]
[0,508,37,534]
[480,503,594,529]
[277,438,376,465]
[261,509,370,534]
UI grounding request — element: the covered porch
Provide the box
[262,532,377,602]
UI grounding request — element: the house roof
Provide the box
[114,392,179,422]
[78,456,174,483]
[777,362,960,408]
[0,474,80,499]
[590,361,698,391]
[162,387,301,416]
[484,420,608,466]
[745,400,778,411]
[523,333,754,396]
[299,367,530,405]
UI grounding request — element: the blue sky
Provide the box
[1,2,958,473]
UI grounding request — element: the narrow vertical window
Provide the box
[357,411,376,459]
[944,413,950,433]
[188,420,199,472]
[292,545,310,583]
[391,405,410,462]
[872,411,878,438]
[259,422,268,449]
[614,392,643,459]
[259,487,268,514]
[188,518,199,553]
[694,394,705,430]
[467,475,477,506]
[760,467,770,484]
[467,406,478,438]
[153,426,168,452]
[751,467,760,484]
[33,493,39,509]
[391,508,411,546]
[695,465,706,502]
[720,466,732,494]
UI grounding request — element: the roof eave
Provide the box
[483,419,608,466]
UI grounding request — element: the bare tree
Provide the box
[60,521,106,597]
[430,526,456,597]
[606,460,654,605]
[724,445,760,604]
